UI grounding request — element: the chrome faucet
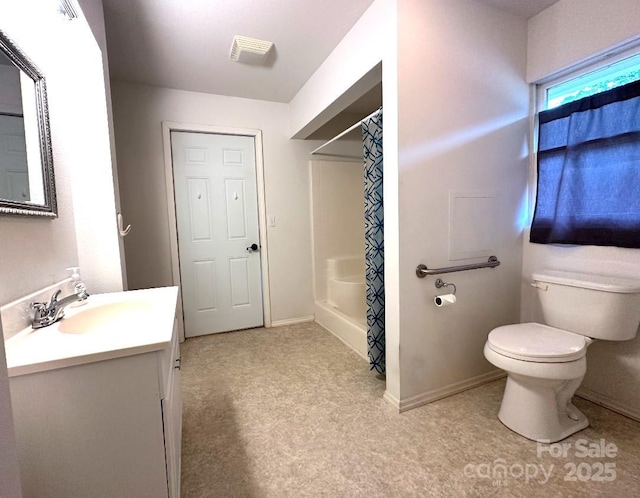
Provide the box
[31,286,89,329]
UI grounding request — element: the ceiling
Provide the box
[102,0,376,103]
[477,0,559,19]
[102,0,559,109]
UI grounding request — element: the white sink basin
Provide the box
[57,301,154,334]
[4,286,179,377]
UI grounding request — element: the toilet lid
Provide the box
[487,323,588,362]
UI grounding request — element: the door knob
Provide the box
[246,243,259,252]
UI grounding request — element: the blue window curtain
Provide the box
[362,109,384,374]
[531,80,640,248]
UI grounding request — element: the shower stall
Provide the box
[310,159,367,358]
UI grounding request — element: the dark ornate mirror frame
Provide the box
[0,29,56,217]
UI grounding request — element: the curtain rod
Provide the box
[310,107,381,156]
[309,152,362,161]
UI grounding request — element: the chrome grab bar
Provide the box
[415,256,500,278]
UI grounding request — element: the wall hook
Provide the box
[117,213,132,238]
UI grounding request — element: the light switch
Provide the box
[268,215,276,227]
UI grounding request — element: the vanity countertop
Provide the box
[4,286,178,377]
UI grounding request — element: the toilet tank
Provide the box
[532,270,640,340]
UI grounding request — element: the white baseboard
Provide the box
[383,390,400,409]
[385,369,506,413]
[270,315,315,328]
[577,387,640,422]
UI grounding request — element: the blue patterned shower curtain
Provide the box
[362,110,384,373]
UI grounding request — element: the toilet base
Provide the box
[498,373,589,443]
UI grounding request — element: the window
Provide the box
[546,53,640,109]
[530,55,640,249]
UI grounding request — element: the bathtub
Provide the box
[327,275,366,324]
[315,257,367,359]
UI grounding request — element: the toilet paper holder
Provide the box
[435,278,456,295]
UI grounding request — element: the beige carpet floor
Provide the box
[180,322,640,497]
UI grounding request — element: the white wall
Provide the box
[111,82,317,323]
[53,19,123,295]
[0,2,123,494]
[395,0,529,403]
[288,0,388,138]
[77,0,128,289]
[0,2,123,303]
[288,0,401,395]
[527,0,640,83]
[525,0,640,418]
[310,160,365,301]
[289,0,526,406]
[0,6,80,305]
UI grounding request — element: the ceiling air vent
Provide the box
[230,36,273,65]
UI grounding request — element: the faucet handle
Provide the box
[74,281,88,298]
[30,301,48,319]
[31,301,47,312]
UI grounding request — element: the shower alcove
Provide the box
[306,74,382,361]
[310,159,367,358]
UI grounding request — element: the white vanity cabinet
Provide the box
[161,319,183,498]
[6,289,182,498]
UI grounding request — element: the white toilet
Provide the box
[484,270,640,443]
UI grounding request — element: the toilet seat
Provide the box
[487,323,588,363]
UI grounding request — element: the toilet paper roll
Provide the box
[434,293,456,307]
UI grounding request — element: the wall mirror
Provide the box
[0,29,56,217]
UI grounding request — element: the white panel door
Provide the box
[171,132,263,337]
